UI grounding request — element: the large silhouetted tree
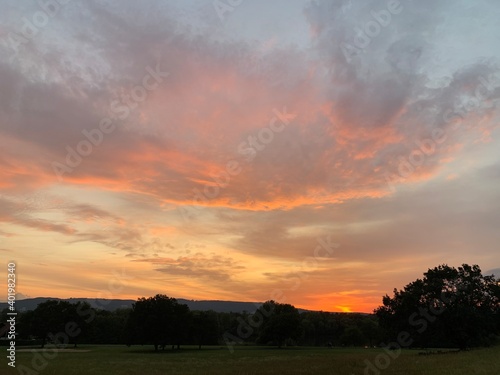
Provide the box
[375,264,500,350]
[31,300,87,348]
[256,301,301,348]
[126,294,190,351]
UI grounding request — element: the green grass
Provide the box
[2,345,500,375]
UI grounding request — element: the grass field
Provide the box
[2,345,500,375]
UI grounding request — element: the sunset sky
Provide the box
[1,0,499,313]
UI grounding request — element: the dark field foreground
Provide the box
[3,345,500,375]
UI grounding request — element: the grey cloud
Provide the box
[134,253,245,282]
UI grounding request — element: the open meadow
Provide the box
[3,345,500,375]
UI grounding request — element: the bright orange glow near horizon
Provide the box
[1,1,500,315]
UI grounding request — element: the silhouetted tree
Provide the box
[86,308,129,344]
[359,317,380,347]
[30,300,86,348]
[299,311,339,346]
[19,310,35,340]
[191,310,219,349]
[375,264,500,350]
[256,301,301,348]
[171,302,190,349]
[126,294,190,351]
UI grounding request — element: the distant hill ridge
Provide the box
[0,297,369,314]
[0,297,265,313]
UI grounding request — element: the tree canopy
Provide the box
[375,264,500,350]
[256,301,302,348]
[126,294,190,351]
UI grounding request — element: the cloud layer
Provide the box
[1,0,499,312]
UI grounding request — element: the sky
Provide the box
[0,0,499,313]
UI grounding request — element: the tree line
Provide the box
[0,297,379,350]
[1,264,499,351]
